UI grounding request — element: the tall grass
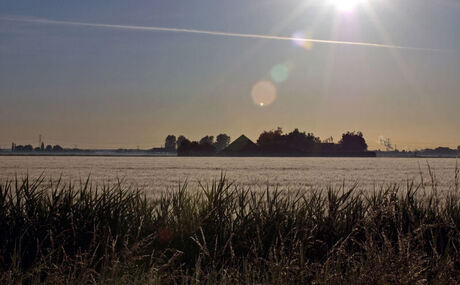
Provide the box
[0,168,460,284]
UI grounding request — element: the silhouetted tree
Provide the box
[339,131,368,153]
[419,147,458,156]
[40,142,45,151]
[285,129,320,153]
[176,135,187,149]
[175,128,374,157]
[257,127,283,146]
[257,128,321,155]
[214,134,230,152]
[52,145,63,152]
[165,135,177,152]
[458,146,460,152]
[177,138,216,156]
[198,142,216,155]
[45,145,53,151]
[17,145,33,152]
[199,136,214,145]
[177,138,191,156]
[11,143,15,152]
[285,128,304,149]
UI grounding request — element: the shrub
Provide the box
[0,169,459,283]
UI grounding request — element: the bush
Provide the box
[0,168,460,284]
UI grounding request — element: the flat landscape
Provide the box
[1,156,457,194]
[2,0,460,282]
[1,156,460,283]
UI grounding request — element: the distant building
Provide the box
[221,135,259,156]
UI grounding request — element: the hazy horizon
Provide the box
[1,0,459,150]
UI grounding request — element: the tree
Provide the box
[52,145,63,152]
[458,146,460,152]
[257,128,321,154]
[40,142,45,151]
[11,143,15,152]
[214,134,230,152]
[176,135,187,149]
[177,138,216,156]
[45,145,53,151]
[18,145,33,152]
[285,129,320,153]
[257,127,283,146]
[177,138,192,156]
[199,136,214,145]
[165,135,177,152]
[339,131,368,153]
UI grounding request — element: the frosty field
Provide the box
[0,156,457,194]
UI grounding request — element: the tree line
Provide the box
[255,128,369,156]
[164,134,231,156]
[11,143,64,152]
[166,128,373,157]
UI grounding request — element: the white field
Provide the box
[0,156,458,195]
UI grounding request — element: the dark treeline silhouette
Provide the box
[172,134,231,156]
[215,134,231,152]
[173,128,375,157]
[376,145,460,157]
[420,147,458,156]
[162,134,230,156]
[165,135,177,152]
[339,131,368,154]
[256,128,320,155]
[178,139,215,156]
[11,142,64,152]
[254,128,371,157]
[411,146,459,158]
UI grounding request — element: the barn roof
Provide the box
[222,135,259,154]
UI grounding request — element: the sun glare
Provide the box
[333,0,361,12]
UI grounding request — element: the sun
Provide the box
[332,0,361,12]
[251,80,277,107]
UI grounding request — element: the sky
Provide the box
[0,0,459,150]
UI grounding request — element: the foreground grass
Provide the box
[1,168,460,284]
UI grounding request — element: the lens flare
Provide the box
[251,80,277,107]
[291,32,313,50]
[270,64,289,83]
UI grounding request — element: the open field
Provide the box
[0,156,458,195]
[1,165,459,284]
[2,0,460,283]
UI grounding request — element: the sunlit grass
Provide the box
[0,167,460,283]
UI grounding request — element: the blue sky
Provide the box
[1,0,459,149]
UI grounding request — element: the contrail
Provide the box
[0,16,454,52]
